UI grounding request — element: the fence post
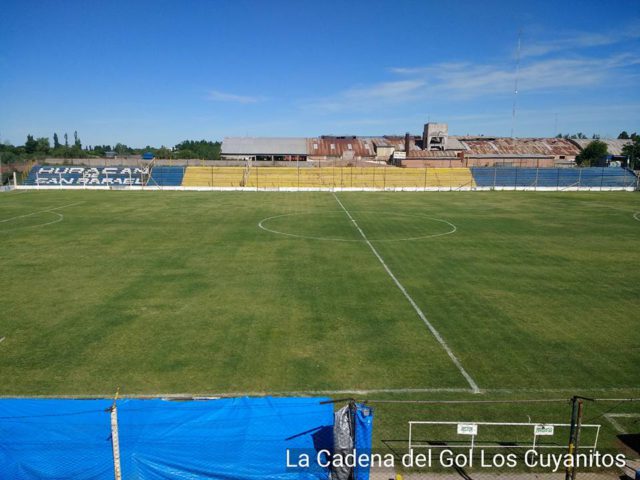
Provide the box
[110,392,122,480]
[565,396,579,480]
[578,168,582,189]
[571,400,585,480]
[493,166,497,190]
[514,167,518,191]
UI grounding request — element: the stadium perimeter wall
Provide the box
[13,165,639,192]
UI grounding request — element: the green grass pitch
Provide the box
[2,189,640,454]
[1,189,638,398]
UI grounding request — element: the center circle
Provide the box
[0,211,63,232]
[258,210,456,242]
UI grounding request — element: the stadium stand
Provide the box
[181,167,245,187]
[470,167,637,188]
[24,165,147,186]
[147,166,185,186]
[20,164,637,190]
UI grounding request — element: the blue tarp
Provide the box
[354,404,374,480]
[0,397,338,479]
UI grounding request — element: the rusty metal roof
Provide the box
[406,150,460,159]
[307,137,375,156]
[457,137,580,156]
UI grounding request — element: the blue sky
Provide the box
[1,0,638,147]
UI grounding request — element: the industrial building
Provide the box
[221,122,631,168]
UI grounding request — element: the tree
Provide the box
[53,133,60,149]
[73,130,81,149]
[618,131,630,139]
[174,140,221,160]
[114,143,130,155]
[575,140,608,167]
[36,137,50,154]
[64,133,69,148]
[622,136,640,170]
[24,134,37,154]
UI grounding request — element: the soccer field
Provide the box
[1,189,638,399]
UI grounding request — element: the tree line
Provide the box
[0,133,222,163]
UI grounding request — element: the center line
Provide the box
[332,192,480,393]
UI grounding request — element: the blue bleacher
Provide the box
[148,166,185,186]
[471,167,637,188]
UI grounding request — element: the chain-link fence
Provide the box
[364,396,640,480]
[15,163,639,191]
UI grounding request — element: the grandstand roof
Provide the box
[222,137,307,155]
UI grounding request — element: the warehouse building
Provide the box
[220,123,625,167]
[221,137,307,162]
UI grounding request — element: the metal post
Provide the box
[383,164,387,190]
[570,399,584,480]
[514,167,518,191]
[109,394,122,480]
[493,166,497,190]
[424,166,428,191]
[565,396,579,480]
[578,167,582,189]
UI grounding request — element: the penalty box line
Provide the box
[331,193,480,393]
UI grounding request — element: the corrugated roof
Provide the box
[568,138,632,156]
[406,150,460,159]
[222,137,307,155]
[457,137,580,156]
[307,138,374,157]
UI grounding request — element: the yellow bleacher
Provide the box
[181,166,475,189]
[182,167,245,187]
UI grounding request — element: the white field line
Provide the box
[331,192,481,393]
[258,210,457,243]
[0,202,82,223]
[0,337,4,344]
[633,211,640,222]
[604,413,640,434]
[1,386,638,399]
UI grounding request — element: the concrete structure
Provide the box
[221,137,307,161]
[423,122,449,151]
